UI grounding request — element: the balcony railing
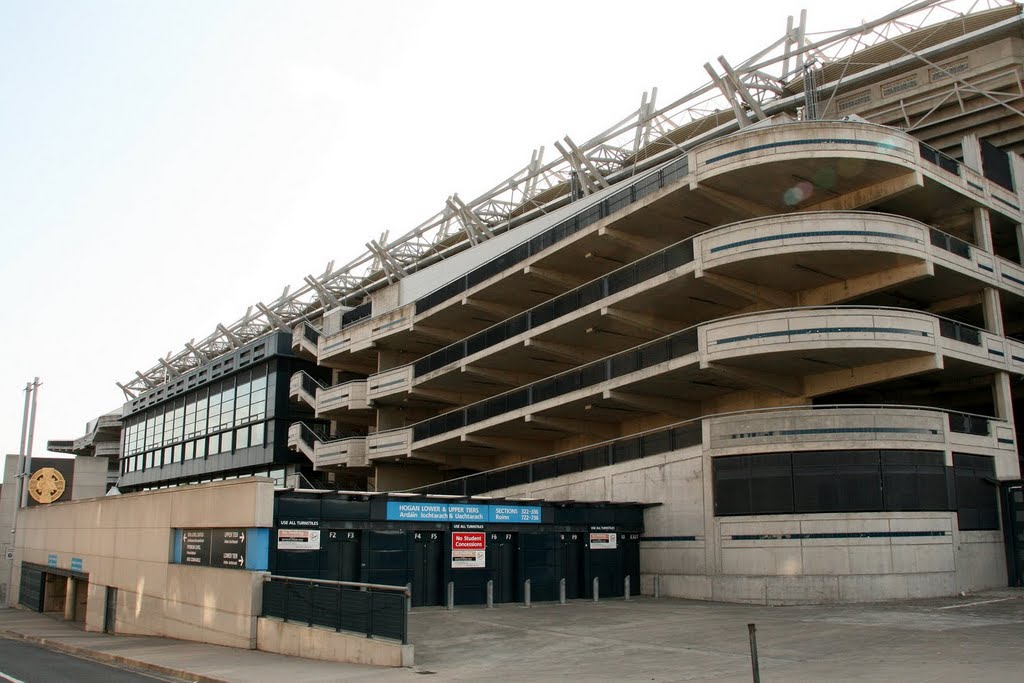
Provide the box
[409,156,690,319]
[409,404,1001,497]
[411,306,991,444]
[412,218,978,379]
[919,141,962,177]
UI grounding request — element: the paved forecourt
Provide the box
[2,590,1023,681]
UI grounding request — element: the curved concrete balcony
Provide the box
[312,435,367,470]
[318,308,412,372]
[412,404,1018,497]
[375,306,1021,461]
[317,379,371,419]
[364,212,1024,406]
[288,371,321,410]
[291,321,321,361]
[367,366,414,403]
[94,442,121,458]
[689,120,1020,222]
[315,122,1021,374]
[367,429,412,462]
[286,422,367,470]
[291,371,372,421]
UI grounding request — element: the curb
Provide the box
[0,628,227,683]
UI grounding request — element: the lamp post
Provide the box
[17,378,42,508]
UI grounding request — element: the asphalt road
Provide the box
[0,636,165,683]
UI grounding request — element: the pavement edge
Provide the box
[0,628,227,683]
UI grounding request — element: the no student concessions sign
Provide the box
[451,532,486,568]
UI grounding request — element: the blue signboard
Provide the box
[387,501,450,521]
[489,505,542,523]
[385,501,541,524]
[47,554,57,567]
[70,557,83,572]
[447,503,487,522]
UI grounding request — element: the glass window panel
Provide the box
[250,423,265,447]
[269,468,285,486]
[251,374,267,392]
[222,430,233,453]
[184,441,195,461]
[208,434,220,456]
[236,427,249,449]
[195,439,206,459]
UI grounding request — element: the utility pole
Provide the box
[17,378,42,509]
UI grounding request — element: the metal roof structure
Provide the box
[119,0,1023,400]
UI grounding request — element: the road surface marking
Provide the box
[937,597,1015,610]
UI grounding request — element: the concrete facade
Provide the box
[481,413,1010,604]
[10,479,274,648]
[44,6,1024,606]
[282,118,1024,602]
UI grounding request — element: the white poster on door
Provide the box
[277,528,321,550]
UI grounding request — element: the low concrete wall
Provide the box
[12,479,274,648]
[257,617,413,667]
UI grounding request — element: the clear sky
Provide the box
[0,0,920,459]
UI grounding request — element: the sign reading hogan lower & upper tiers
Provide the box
[385,501,541,523]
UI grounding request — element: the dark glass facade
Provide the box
[117,332,321,490]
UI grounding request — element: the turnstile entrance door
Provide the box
[411,531,443,607]
[324,530,362,582]
[1006,485,1024,587]
[487,532,517,602]
[558,532,585,599]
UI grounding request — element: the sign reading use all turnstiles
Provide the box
[451,532,486,568]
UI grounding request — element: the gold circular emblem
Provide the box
[29,467,66,504]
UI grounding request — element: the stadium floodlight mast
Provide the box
[117,0,1020,400]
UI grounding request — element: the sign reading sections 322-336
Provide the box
[385,501,542,523]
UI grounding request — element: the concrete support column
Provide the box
[63,577,76,621]
[961,134,982,173]
[1009,152,1024,264]
[973,206,993,253]
[993,372,1014,422]
[982,289,1004,335]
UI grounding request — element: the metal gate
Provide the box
[104,587,117,634]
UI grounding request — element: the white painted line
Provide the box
[0,670,27,683]
[936,597,1015,610]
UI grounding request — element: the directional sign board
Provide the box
[211,529,247,568]
[182,529,247,569]
[182,529,211,565]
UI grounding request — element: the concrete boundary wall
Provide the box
[257,617,413,667]
[11,479,274,648]
[485,440,1009,605]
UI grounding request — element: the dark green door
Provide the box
[1005,485,1024,587]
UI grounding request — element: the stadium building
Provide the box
[49,1,1024,603]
